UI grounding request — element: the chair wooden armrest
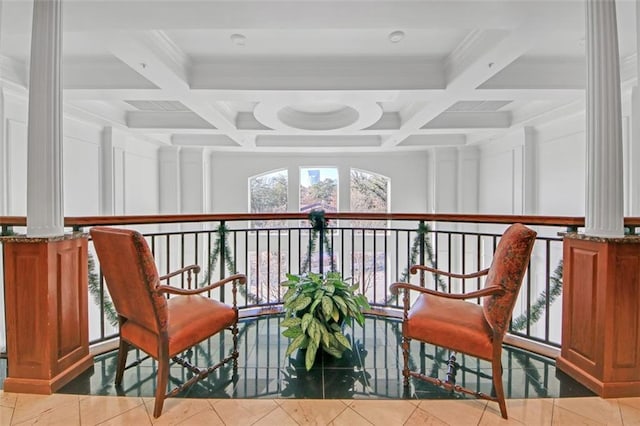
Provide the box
[159,264,201,281]
[156,273,247,296]
[389,282,504,299]
[410,264,490,279]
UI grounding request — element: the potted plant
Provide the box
[280,271,371,371]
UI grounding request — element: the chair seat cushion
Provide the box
[167,295,237,356]
[121,295,237,358]
[406,294,494,360]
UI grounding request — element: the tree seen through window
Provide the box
[350,168,389,228]
[299,167,338,214]
[249,169,288,228]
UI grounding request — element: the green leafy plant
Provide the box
[280,271,371,371]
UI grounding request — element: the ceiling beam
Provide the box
[105,31,251,146]
[191,59,444,91]
[381,27,540,148]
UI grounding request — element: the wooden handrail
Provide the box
[2,213,640,228]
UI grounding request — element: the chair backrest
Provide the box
[482,223,537,336]
[90,227,168,334]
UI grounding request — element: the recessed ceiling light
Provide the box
[230,33,246,46]
[388,30,405,43]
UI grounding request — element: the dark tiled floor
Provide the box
[3,315,594,402]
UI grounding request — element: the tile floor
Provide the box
[2,315,637,424]
[1,392,640,425]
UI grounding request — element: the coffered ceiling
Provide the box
[0,0,637,152]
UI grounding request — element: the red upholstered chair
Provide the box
[390,223,536,419]
[90,227,246,418]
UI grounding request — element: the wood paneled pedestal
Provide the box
[557,234,640,397]
[2,234,93,394]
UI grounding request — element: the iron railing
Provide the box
[3,213,640,357]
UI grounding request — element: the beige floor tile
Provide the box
[80,395,144,425]
[175,406,225,426]
[143,398,215,425]
[554,397,623,425]
[417,399,487,425]
[98,404,152,426]
[404,407,449,426]
[13,403,80,425]
[252,406,298,426]
[343,400,417,425]
[1,405,14,426]
[618,397,640,410]
[329,407,372,426]
[12,393,79,425]
[479,398,553,426]
[551,405,604,426]
[279,399,347,425]
[617,399,640,425]
[212,399,279,425]
[0,391,18,408]
[478,411,525,425]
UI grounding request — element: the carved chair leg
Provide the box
[491,356,508,419]
[115,339,129,386]
[445,352,458,387]
[401,336,411,387]
[153,353,169,418]
[232,321,239,375]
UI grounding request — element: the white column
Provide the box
[431,147,458,214]
[584,0,624,237]
[629,0,640,216]
[180,147,205,214]
[0,89,6,216]
[26,0,63,237]
[630,89,640,216]
[159,146,180,214]
[457,145,479,214]
[511,127,537,215]
[100,127,126,215]
[522,127,537,215]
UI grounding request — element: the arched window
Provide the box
[249,169,288,228]
[350,168,389,227]
[299,167,338,213]
[349,169,390,303]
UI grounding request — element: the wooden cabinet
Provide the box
[557,234,640,397]
[2,234,93,393]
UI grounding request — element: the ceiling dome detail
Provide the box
[254,100,383,132]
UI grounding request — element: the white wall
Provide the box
[535,115,586,216]
[63,118,102,216]
[120,137,159,215]
[1,90,28,216]
[0,88,161,218]
[479,136,519,215]
[478,115,586,217]
[208,151,430,214]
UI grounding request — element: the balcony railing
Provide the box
[2,213,639,359]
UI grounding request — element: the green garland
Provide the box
[397,222,447,291]
[388,222,564,332]
[199,222,263,304]
[199,223,237,283]
[511,260,563,332]
[301,210,334,273]
[88,218,564,333]
[88,252,118,327]
[87,222,261,328]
